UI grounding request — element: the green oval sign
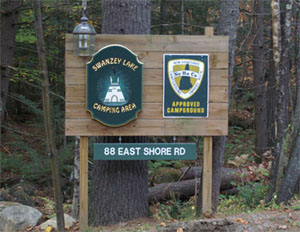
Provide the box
[87,45,143,127]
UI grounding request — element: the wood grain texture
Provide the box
[65,68,228,86]
[65,85,228,103]
[66,119,227,136]
[203,136,213,213]
[66,34,229,52]
[65,51,228,69]
[66,102,228,120]
[80,136,89,230]
[65,34,228,136]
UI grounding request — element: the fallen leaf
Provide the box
[292,221,297,226]
[161,222,166,227]
[278,225,288,230]
[177,228,183,232]
[235,218,248,225]
[45,225,52,232]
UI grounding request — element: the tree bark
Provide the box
[89,1,151,226]
[276,128,300,204]
[265,24,276,150]
[267,0,292,202]
[266,0,281,203]
[253,0,268,158]
[32,1,65,231]
[160,0,169,35]
[71,136,80,219]
[0,0,20,124]
[209,0,239,213]
[292,0,300,141]
[276,0,292,182]
[90,137,149,226]
[275,1,300,204]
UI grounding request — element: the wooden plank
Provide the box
[65,51,228,69]
[66,34,229,52]
[66,102,228,120]
[65,34,228,137]
[65,119,227,136]
[65,68,228,86]
[80,136,89,231]
[202,136,212,214]
[65,85,228,103]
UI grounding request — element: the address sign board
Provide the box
[94,143,196,160]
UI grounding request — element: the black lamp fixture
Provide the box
[73,0,96,56]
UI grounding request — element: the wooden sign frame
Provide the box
[65,32,228,136]
[65,28,228,230]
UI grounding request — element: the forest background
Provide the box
[1,0,300,229]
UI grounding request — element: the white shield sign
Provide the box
[168,59,205,99]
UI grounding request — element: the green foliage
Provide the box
[218,195,251,215]
[16,8,36,44]
[148,160,187,184]
[226,126,255,160]
[237,182,268,208]
[1,130,74,186]
[0,152,24,175]
[154,198,195,221]
[10,94,44,121]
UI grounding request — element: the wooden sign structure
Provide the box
[65,27,228,229]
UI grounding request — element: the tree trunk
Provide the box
[160,0,169,35]
[211,136,225,212]
[267,0,292,202]
[208,0,239,213]
[275,1,300,204]
[71,136,80,219]
[32,1,65,231]
[181,0,184,35]
[149,176,241,203]
[253,0,268,158]
[265,23,276,150]
[293,1,300,138]
[150,167,246,203]
[276,0,292,183]
[0,0,20,124]
[266,0,281,203]
[276,129,300,204]
[90,137,149,226]
[89,0,151,226]
[180,167,244,188]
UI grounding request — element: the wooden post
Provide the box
[80,136,89,230]
[202,136,213,214]
[201,27,214,215]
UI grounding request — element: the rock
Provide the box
[40,214,76,230]
[0,201,42,232]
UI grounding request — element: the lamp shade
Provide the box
[73,16,96,56]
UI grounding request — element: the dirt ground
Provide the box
[66,206,300,232]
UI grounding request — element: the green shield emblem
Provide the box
[87,45,143,127]
[163,54,209,118]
